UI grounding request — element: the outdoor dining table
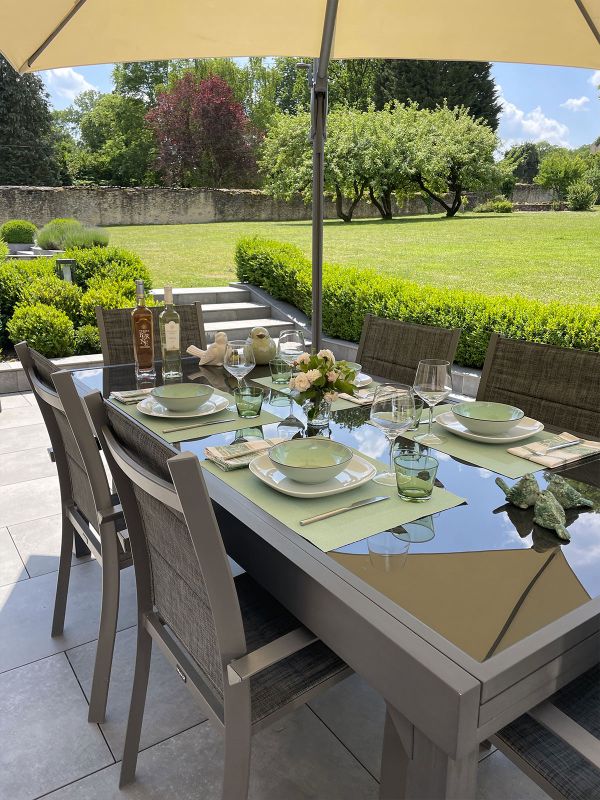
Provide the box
[72,358,600,800]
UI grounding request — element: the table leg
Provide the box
[379,704,478,800]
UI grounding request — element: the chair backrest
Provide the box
[84,394,247,701]
[477,334,600,439]
[356,315,461,385]
[15,342,114,531]
[96,302,207,367]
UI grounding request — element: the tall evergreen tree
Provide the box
[373,60,501,130]
[0,55,61,185]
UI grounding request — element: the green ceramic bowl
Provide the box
[342,361,362,374]
[452,401,524,435]
[268,439,353,484]
[151,383,213,412]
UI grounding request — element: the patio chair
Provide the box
[15,342,132,724]
[477,334,600,439]
[356,315,461,384]
[84,393,350,798]
[96,301,207,366]
[493,663,600,800]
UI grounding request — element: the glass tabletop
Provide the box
[72,358,600,663]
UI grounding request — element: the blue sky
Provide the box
[40,62,600,151]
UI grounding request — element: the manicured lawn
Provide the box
[106,210,600,304]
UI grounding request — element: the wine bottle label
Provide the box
[164,320,180,350]
[136,321,153,352]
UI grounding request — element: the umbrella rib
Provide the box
[573,0,600,46]
[21,0,89,72]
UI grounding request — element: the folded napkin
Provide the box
[109,388,153,404]
[205,438,286,471]
[508,432,600,468]
[337,389,376,406]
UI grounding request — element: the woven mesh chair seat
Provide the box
[97,304,205,366]
[497,665,600,800]
[356,315,461,385]
[478,337,600,439]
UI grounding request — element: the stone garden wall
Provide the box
[0,184,552,227]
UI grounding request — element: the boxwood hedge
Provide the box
[234,236,600,369]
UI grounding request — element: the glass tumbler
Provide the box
[394,452,439,502]
[234,387,263,419]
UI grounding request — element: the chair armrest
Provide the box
[47,447,56,463]
[227,626,318,685]
[529,701,600,770]
[97,503,124,525]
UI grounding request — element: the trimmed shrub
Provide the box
[473,196,513,213]
[74,324,101,355]
[7,304,75,357]
[0,258,58,320]
[79,277,138,325]
[36,218,109,250]
[61,227,109,249]
[567,181,596,212]
[63,245,151,289]
[235,237,600,369]
[19,275,82,324]
[0,219,37,244]
[0,240,8,260]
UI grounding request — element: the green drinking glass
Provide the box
[234,387,264,419]
[394,452,439,502]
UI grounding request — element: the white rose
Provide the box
[294,373,311,391]
[324,391,338,403]
[317,349,335,363]
[295,352,310,365]
[305,369,322,383]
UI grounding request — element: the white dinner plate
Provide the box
[353,372,373,388]
[435,411,544,444]
[136,393,230,419]
[249,452,377,498]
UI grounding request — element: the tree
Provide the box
[534,149,586,199]
[503,142,540,183]
[374,60,501,130]
[0,55,61,185]
[584,154,600,202]
[113,61,170,105]
[146,74,256,187]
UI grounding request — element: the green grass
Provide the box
[106,210,600,305]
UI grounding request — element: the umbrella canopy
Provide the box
[2,0,600,348]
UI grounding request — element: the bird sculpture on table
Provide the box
[187,332,228,366]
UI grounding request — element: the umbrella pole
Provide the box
[310,0,338,352]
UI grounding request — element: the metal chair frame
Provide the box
[16,342,132,724]
[84,391,350,798]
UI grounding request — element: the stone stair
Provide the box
[150,286,293,343]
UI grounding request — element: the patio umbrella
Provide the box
[2,0,600,348]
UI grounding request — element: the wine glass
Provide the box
[369,384,416,486]
[224,340,255,388]
[277,329,306,366]
[413,359,452,444]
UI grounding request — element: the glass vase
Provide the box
[303,397,332,429]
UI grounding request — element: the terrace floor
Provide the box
[0,389,550,800]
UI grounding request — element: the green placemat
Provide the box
[403,406,549,479]
[251,375,378,412]
[110,391,280,444]
[202,449,465,552]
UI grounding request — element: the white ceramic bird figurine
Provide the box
[187,332,228,366]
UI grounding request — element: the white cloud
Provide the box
[588,70,600,87]
[497,84,570,148]
[560,96,590,112]
[41,67,97,102]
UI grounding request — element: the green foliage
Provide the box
[566,180,597,211]
[62,245,150,289]
[74,324,101,355]
[7,304,75,357]
[503,142,540,183]
[0,258,58,320]
[235,237,600,369]
[79,277,138,325]
[20,275,82,323]
[584,155,600,201]
[0,240,8,260]
[535,149,586,199]
[473,196,514,213]
[36,219,109,250]
[0,220,37,244]
[62,227,109,249]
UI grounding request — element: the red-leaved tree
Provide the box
[146,74,257,187]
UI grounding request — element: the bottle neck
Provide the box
[164,285,174,307]
[135,280,145,307]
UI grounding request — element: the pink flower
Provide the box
[305,369,321,383]
[327,370,338,383]
[317,349,335,363]
[295,353,310,365]
[293,373,311,391]
[324,391,338,403]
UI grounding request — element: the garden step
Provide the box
[201,302,272,323]
[204,318,292,343]
[151,286,251,305]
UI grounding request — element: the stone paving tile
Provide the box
[43,706,379,800]
[0,653,113,800]
[0,445,57,487]
[0,560,137,674]
[0,402,42,430]
[0,526,27,587]
[0,422,50,455]
[0,392,31,409]
[67,626,207,760]
[0,474,61,527]
[9,514,91,578]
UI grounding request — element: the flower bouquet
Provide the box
[289,349,358,427]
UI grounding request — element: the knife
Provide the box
[299,495,389,526]
[162,417,236,434]
[532,438,583,454]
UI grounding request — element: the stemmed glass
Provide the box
[413,359,452,444]
[223,340,255,388]
[369,384,416,486]
[276,329,306,436]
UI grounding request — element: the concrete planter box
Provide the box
[6,242,35,254]
[0,352,103,395]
